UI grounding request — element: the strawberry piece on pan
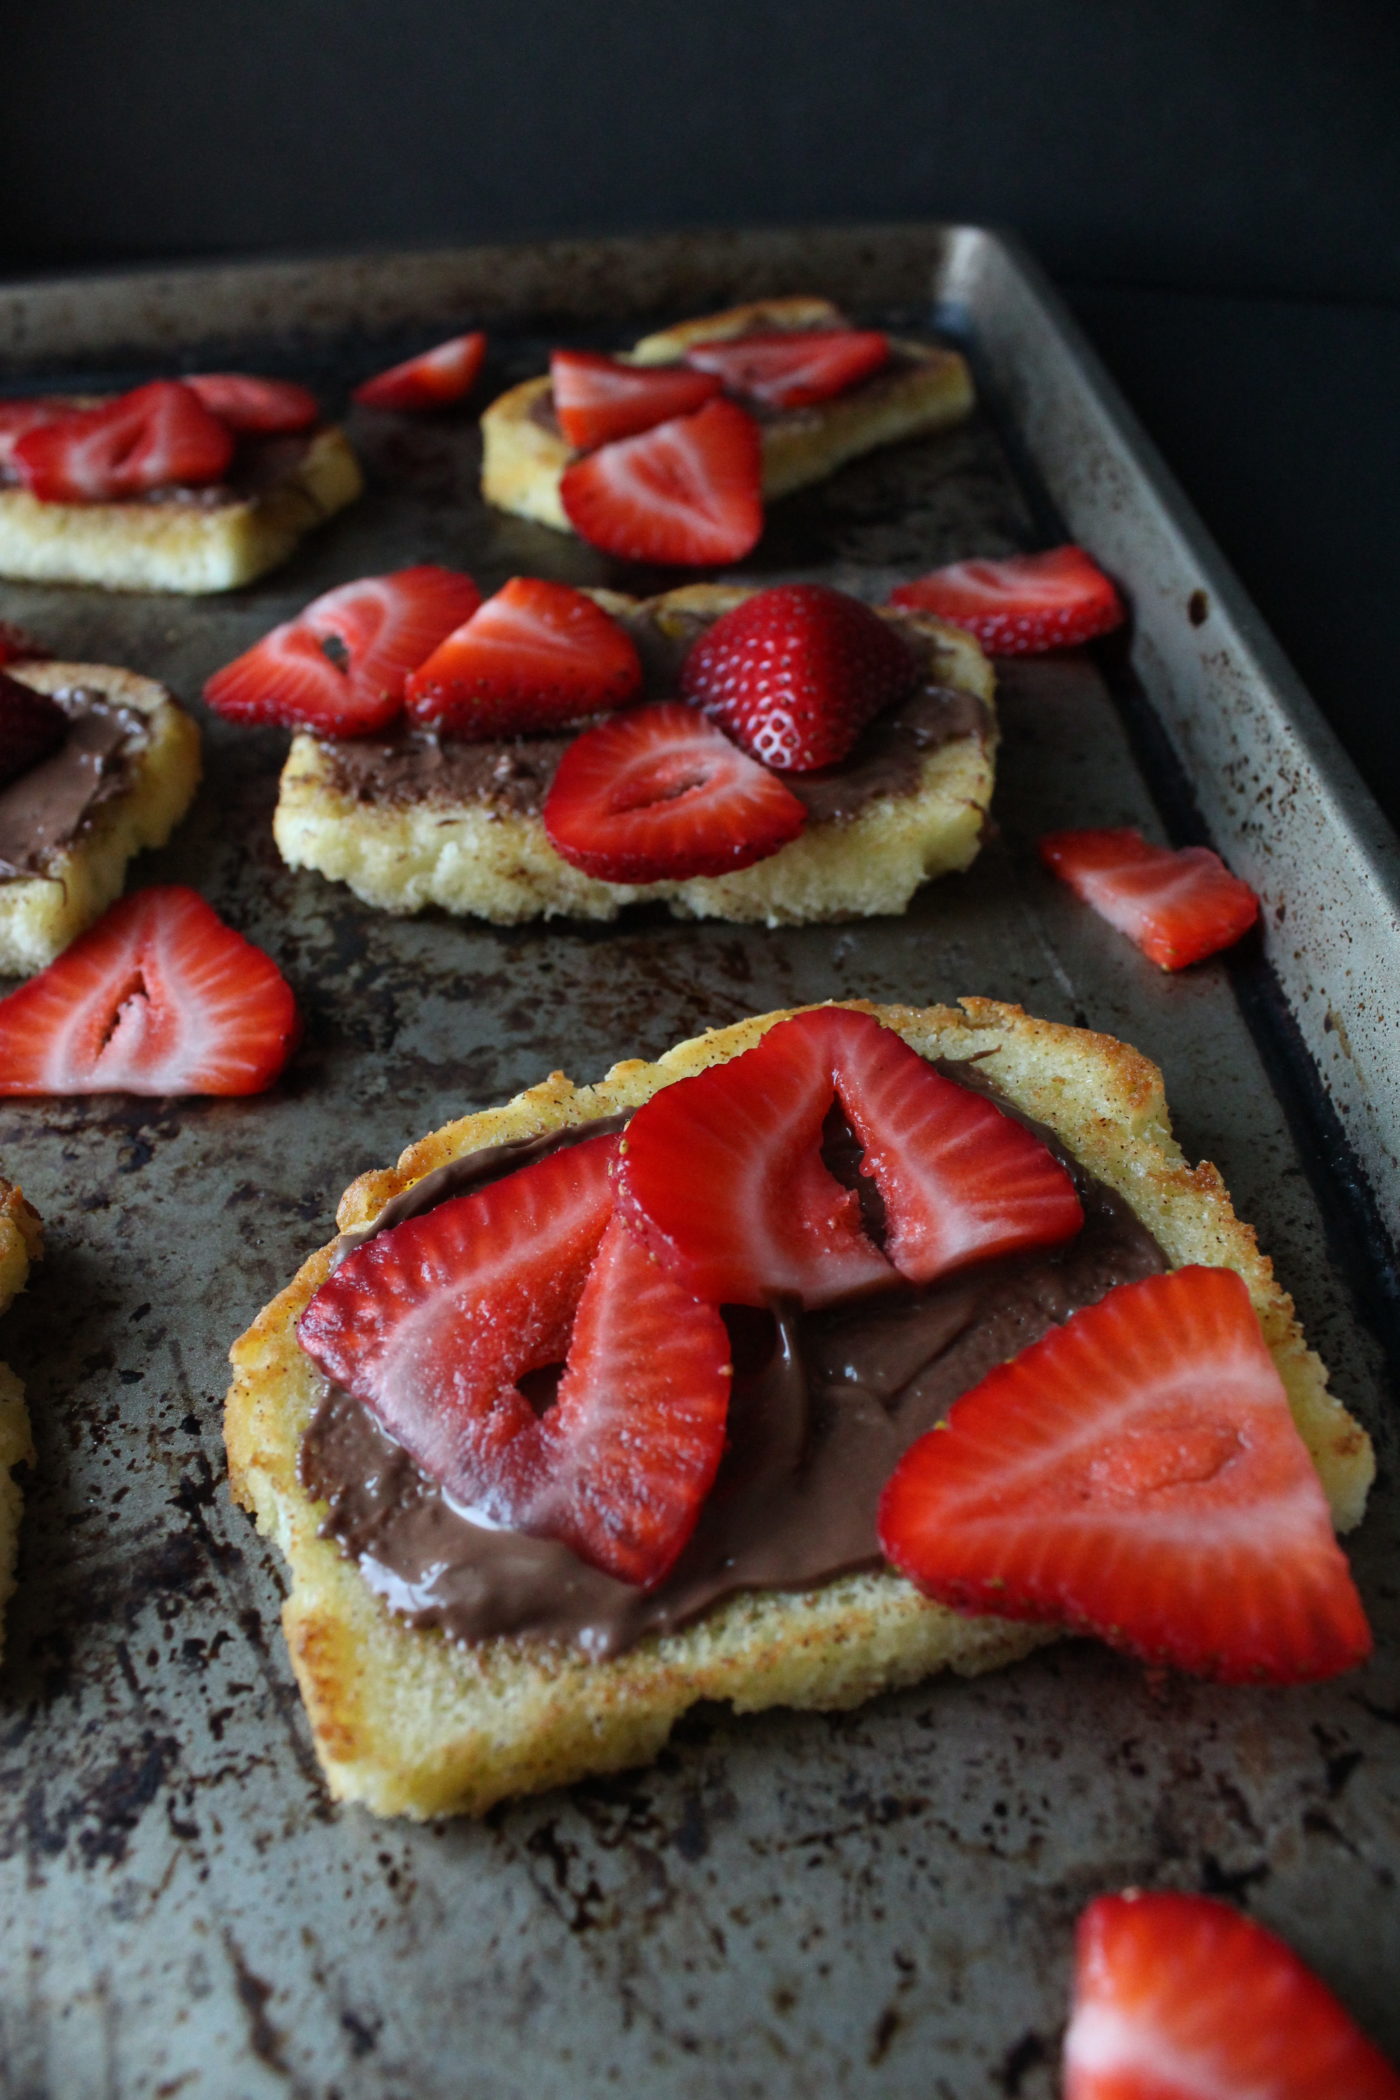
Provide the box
[681,582,917,770]
[405,576,642,736]
[353,331,487,412]
[205,564,482,736]
[1065,1891,1400,2100]
[0,670,69,789]
[550,349,721,451]
[560,397,763,566]
[1039,826,1260,970]
[542,702,806,883]
[684,328,890,410]
[889,546,1126,654]
[879,1264,1372,1683]
[0,886,299,1097]
[298,1137,731,1587]
[184,373,321,433]
[0,399,74,477]
[12,380,235,502]
[618,1006,1082,1310]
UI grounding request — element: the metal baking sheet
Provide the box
[0,225,1395,2099]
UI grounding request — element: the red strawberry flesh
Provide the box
[559,397,763,566]
[353,331,487,412]
[404,575,642,736]
[184,373,321,433]
[0,622,43,667]
[890,546,1125,653]
[298,1137,730,1587]
[12,380,235,501]
[1039,826,1260,970]
[550,350,721,450]
[1065,1891,1400,2100]
[0,886,298,1096]
[879,1263,1371,1682]
[680,582,917,770]
[0,671,69,788]
[543,702,806,882]
[683,328,890,409]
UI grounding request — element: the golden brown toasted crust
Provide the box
[0,425,363,593]
[272,584,997,925]
[0,1177,41,1665]
[479,298,974,532]
[225,999,1373,1821]
[0,662,202,976]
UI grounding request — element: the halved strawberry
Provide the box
[12,380,235,501]
[618,1007,1082,1310]
[680,582,916,769]
[404,576,642,736]
[879,1264,1372,1682]
[353,331,487,412]
[1065,1891,1400,2099]
[0,886,298,1097]
[889,546,1126,653]
[0,670,69,788]
[549,350,721,451]
[0,621,46,667]
[204,565,481,736]
[185,373,321,433]
[1039,827,1260,970]
[559,398,763,566]
[0,399,74,477]
[298,1138,730,1587]
[542,703,806,883]
[683,328,890,410]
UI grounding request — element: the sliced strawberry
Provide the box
[559,397,763,566]
[184,373,321,433]
[889,546,1126,653]
[0,886,298,1096]
[1039,827,1260,970]
[12,380,234,501]
[680,582,916,769]
[0,670,69,788]
[204,565,481,736]
[542,703,806,883]
[879,1264,1372,1682]
[0,622,46,667]
[549,350,721,451]
[298,1138,730,1587]
[404,576,642,736]
[353,331,487,412]
[0,399,74,478]
[1065,1891,1400,2100]
[684,328,890,410]
[619,1007,1082,1310]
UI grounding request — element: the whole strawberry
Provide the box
[680,583,917,771]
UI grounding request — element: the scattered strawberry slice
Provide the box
[683,328,890,410]
[184,373,321,433]
[542,703,806,883]
[12,379,235,501]
[298,1137,730,1586]
[879,1264,1372,1682]
[204,565,481,736]
[1065,1891,1400,2099]
[889,546,1126,653]
[405,576,642,736]
[680,582,916,769]
[0,886,298,1097]
[353,331,487,412]
[0,399,74,478]
[560,397,763,566]
[1039,827,1260,970]
[0,671,69,788]
[550,349,721,450]
[0,621,45,667]
[619,1006,1082,1310]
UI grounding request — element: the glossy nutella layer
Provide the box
[0,685,149,878]
[300,1070,1167,1659]
[316,605,990,828]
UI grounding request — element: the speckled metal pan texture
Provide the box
[0,225,1395,2100]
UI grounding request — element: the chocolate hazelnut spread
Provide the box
[300,1070,1167,1658]
[0,685,148,878]
[316,605,991,828]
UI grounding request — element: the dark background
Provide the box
[2,0,1398,821]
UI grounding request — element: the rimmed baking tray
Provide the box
[0,224,1395,2099]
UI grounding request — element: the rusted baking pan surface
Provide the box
[0,225,1394,2100]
